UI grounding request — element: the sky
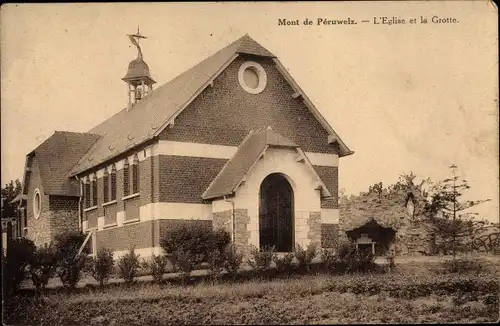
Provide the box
[1,2,498,222]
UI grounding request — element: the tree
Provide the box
[53,231,88,290]
[1,179,22,219]
[421,165,491,260]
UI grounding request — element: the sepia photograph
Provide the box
[1,1,499,324]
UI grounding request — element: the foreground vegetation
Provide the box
[3,224,499,325]
[4,259,499,325]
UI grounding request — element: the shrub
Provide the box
[349,250,377,273]
[294,243,317,271]
[207,249,225,280]
[88,248,115,288]
[53,231,88,291]
[325,240,378,274]
[272,252,295,274]
[29,244,57,293]
[442,257,484,274]
[248,245,275,272]
[2,237,36,297]
[321,247,337,272]
[175,248,197,284]
[141,254,169,283]
[117,247,141,285]
[160,225,231,282]
[223,244,243,277]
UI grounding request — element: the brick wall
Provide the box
[94,219,215,253]
[321,223,339,248]
[152,155,160,203]
[213,210,232,235]
[86,209,98,229]
[314,166,339,209]
[96,221,154,251]
[25,157,52,246]
[104,203,118,225]
[155,219,213,246]
[124,196,140,220]
[158,155,227,204]
[160,55,338,155]
[48,196,80,237]
[140,157,154,206]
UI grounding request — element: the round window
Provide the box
[33,188,41,220]
[238,61,267,94]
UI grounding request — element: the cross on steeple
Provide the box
[127,26,147,60]
[132,25,147,44]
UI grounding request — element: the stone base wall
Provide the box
[213,209,251,257]
[307,212,322,248]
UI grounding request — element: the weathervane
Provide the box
[127,26,147,60]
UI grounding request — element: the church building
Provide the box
[19,32,353,258]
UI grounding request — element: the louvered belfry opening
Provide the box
[259,173,294,252]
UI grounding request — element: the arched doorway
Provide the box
[259,173,294,252]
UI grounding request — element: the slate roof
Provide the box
[27,131,100,196]
[69,34,351,176]
[202,127,331,200]
[69,35,275,176]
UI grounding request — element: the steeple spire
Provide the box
[122,27,156,110]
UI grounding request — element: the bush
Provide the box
[321,247,337,272]
[29,244,57,293]
[53,231,88,291]
[117,247,141,285]
[88,248,115,288]
[248,245,275,272]
[141,254,169,283]
[223,245,243,277]
[295,243,317,271]
[441,257,484,274]
[272,252,295,274]
[160,225,231,283]
[324,240,378,274]
[207,249,225,280]
[2,237,36,297]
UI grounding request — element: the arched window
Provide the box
[84,179,91,208]
[123,160,130,197]
[91,174,98,207]
[132,155,139,194]
[110,165,117,201]
[103,169,109,203]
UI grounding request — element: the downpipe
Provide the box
[223,195,235,253]
[76,176,83,232]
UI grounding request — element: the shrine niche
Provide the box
[345,218,396,256]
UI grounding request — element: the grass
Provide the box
[4,256,500,325]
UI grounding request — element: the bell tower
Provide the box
[122,27,156,109]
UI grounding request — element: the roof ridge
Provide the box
[54,130,101,137]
